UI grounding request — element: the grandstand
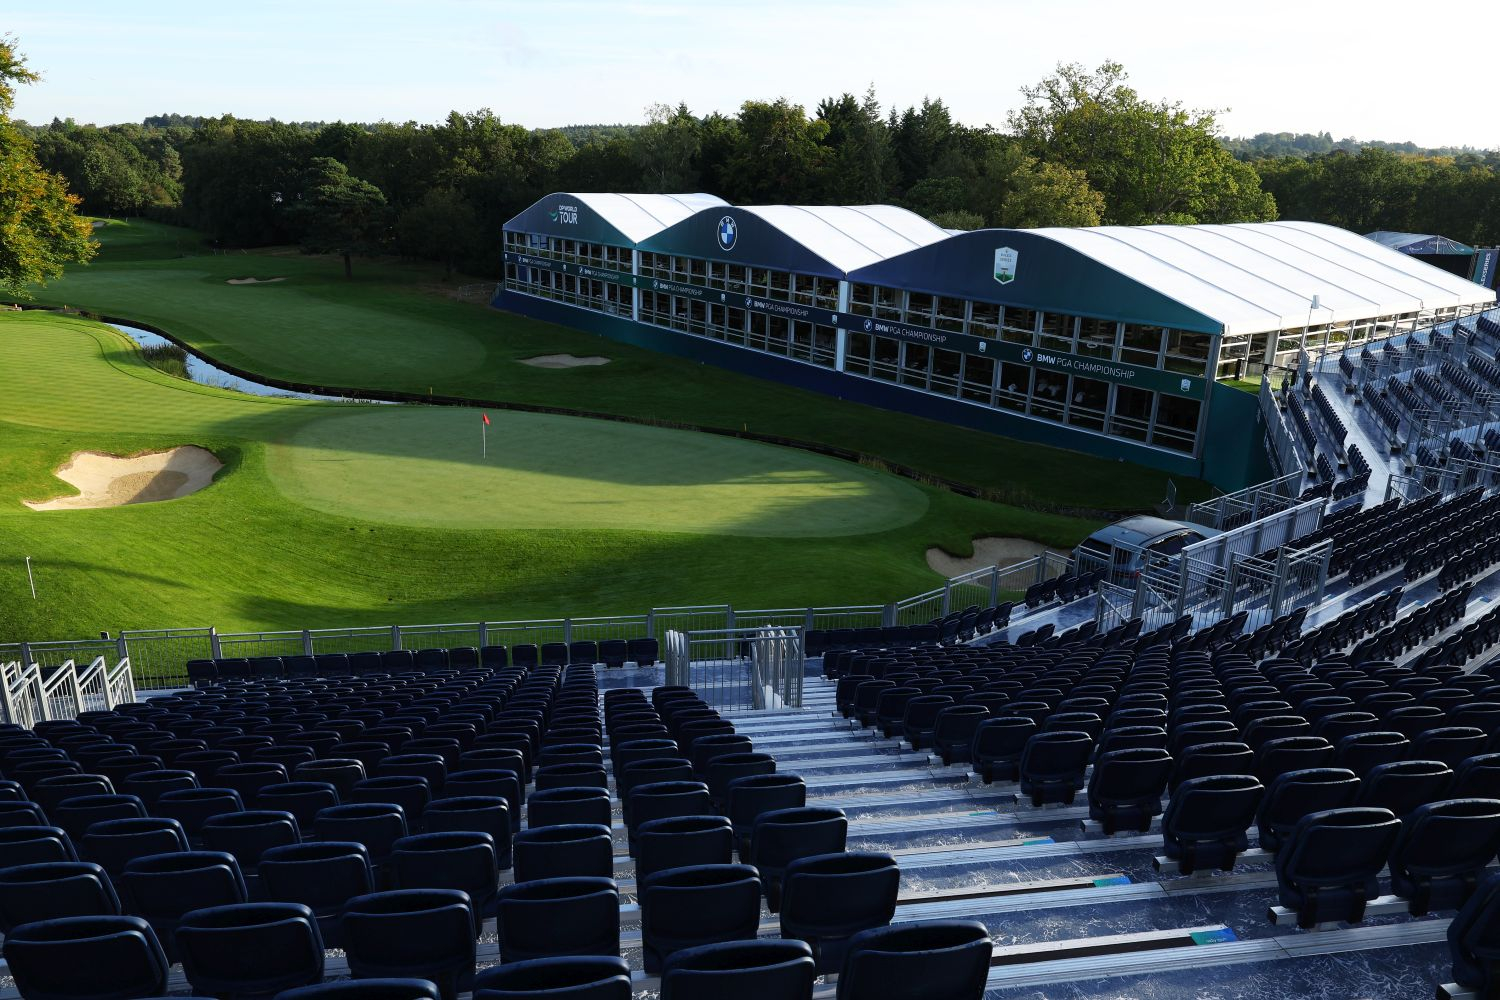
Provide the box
[8,223,1500,1000]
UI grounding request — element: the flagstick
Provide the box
[482,420,487,459]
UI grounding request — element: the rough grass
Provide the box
[0,312,1102,643]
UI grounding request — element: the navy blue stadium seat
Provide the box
[1019,730,1093,806]
[202,809,300,876]
[353,775,433,821]
[1448,871,1500,995]
[1170,741,1254,791]
[527,787,612,829]
[176,901,325,998]
[31,772,113,815]
[256,781,340,831]
[258,841,374,946]
[639,863,762,973]
[3,914,170,1000]
[0,860,120,933]
[121,850,247,962]
[422,796,513,870]
[932,705,990,766]
[706,752,775,811]
[495,876,619,964]
[636,814,734,883]
[79,815,191,879]
[53,792,147,842]
[659,938,816,1000]
[342,889,476,1000]
[971,717,1035,784]
[1452,754,1500,799]
[1334,730,1409,778]
[0,824,76,866]
[748,807,848,912]
[473,955,630,1000]
[779,851,900,973]
[313,802,408,868]
[1389,798,1500,915]
[1161,774,1264,874]
[276,979,442,1000]
[156,787,244,843]
[1087,747,1172,834]
[627,781,712,852]
[392,831,499,920]
[1274,807,1401,928]
[835,919,993,1000]
[1256,768,1360,853]
[513,823,612,882]
[1356,759,1453,817]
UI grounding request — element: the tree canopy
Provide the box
[0,37,95,298]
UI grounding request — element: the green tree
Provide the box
[929,210,984,230]
[396,187,480,279]
[1000,157,1105,228]
[816,87,893,203]
[632,103,700,192]
[1012,61,1276,224]
[0,37,95,297]
[722,100,827,203]
[295,156,387,278]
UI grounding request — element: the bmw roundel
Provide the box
[717,216,738,251]
[1022,347,1034,363]
[863,318,873,333]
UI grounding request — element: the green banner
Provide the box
[504,253,1206,398]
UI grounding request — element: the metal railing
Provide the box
[0,656,135,725]
[664,627,804,711]
[1186,471,1305,530]
[893,553,1070,626]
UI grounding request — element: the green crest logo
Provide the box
[994,247,1018,285]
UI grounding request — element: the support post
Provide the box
[302,630,314,656]
[209,628,221,660]
[391,625,402,651]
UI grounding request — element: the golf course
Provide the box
[0,220,1200,643]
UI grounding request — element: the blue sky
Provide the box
[7,0,1498,147]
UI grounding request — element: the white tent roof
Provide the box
[739,204,951,272]
[570,193,729,243]
[1031,221,1495,336]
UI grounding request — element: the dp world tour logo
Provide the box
[994,246,1018,285]
[717,216,738,251]
[1021,347,1034,363]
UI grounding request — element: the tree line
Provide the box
[15,58,1500,282]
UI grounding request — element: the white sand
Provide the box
[226,277,286,285]
[25,447,223,511]
[926,536,1067,576]
[519,354,612,369]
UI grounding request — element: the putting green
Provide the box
[265,406,929,536]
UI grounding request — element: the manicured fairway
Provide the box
[24,219,1210,513]
[0,311,1100,643]
[267,407,927,535]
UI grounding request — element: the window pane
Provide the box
[1076,318,1118,360]
[1163,330,1211,376]
[962,356,995,403]
[1067,376,1108,431]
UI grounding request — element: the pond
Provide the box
[109,323,383,403]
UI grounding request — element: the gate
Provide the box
[664,627,804,712]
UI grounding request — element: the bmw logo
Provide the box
[1022,348,1034,363]
[863,319,873,333]
[717,216,737,251]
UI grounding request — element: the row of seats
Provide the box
[186,638,662,684]
[1023,571,1103,610]
[0,674,1000,999]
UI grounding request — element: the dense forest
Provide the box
[18,61,1500,278]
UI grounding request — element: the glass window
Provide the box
[1121,324,1164,367]
[961,355,995,404]
[1111,386,1154,442]
[1030,371,1065,422]
[748,311,768,350]
[845,331,873,375]
[1067,376,1108,431]
[812,325,837,368]
[1076,318,1118,360]
[725,266,748,294]
[970,302,1000,339]
[930,349,962,396]
[790,274,815,306]
[935,297,966,334]
[1163,330,1211,376]
[875,286,902,321]
[997,362,1031,412]
[906,292,935,327]
[850,284,875,316]
[1002,306,1037,345]
[1152,396,1201,453]
[814,278,840,310]
[1039,313,1075,354]
[768,270,791,299]
[901,343,931,387]
[872,336,900,381]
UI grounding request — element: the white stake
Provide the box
[25,556,36,600]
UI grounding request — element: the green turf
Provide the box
[267,407,927,535]
[0,311,1103,644]
[25,219,1211,514]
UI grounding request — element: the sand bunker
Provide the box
[226,277,286,285]
[519,354,612,369]
[25,447,223,511]
[926,536,1067,576]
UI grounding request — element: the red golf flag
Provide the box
[482,413,490,425]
